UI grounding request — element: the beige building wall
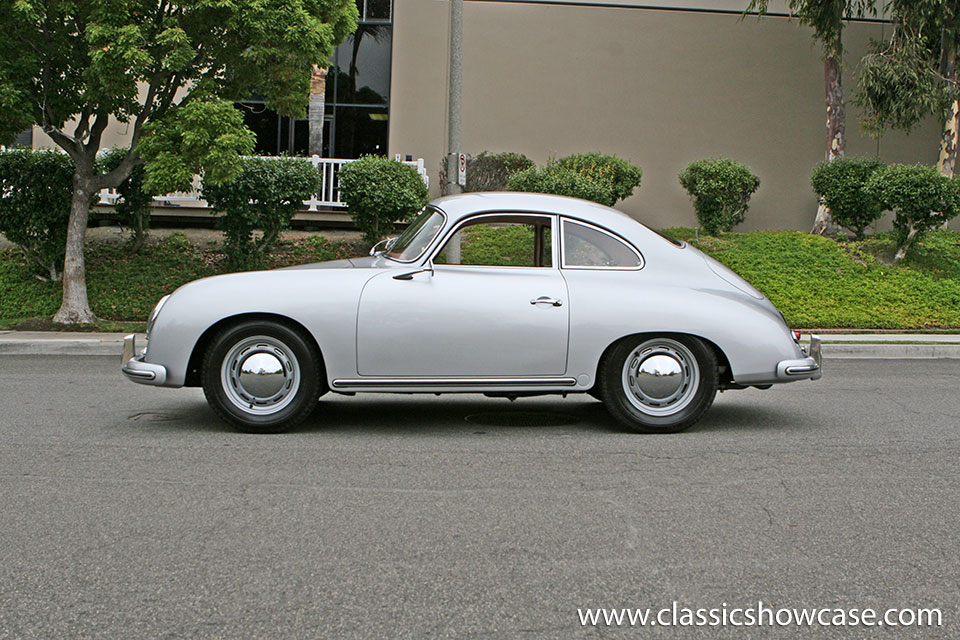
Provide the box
[389,0,940,231]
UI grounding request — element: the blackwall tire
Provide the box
[201,320,322,433]
[599,334,718,434]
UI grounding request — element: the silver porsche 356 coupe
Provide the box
[122,192,821,434]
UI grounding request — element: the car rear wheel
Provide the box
[599,334,718,433]
[201,320,323,433]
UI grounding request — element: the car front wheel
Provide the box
[599,334,718,433]
[201,320,323,433]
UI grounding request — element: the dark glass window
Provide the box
[332,29,392,106]
[235,101,309,156]
[15,129,33,148]
[325,18,392,158]
[357,0,391,21]
[236,2,392,159]
[331,106,388,157]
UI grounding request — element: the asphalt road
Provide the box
[0,356,957,639]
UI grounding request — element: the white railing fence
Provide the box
[96,155,429,211]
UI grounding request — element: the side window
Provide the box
[562,220,642,268]
[434,215,553,267]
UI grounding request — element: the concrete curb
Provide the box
[0,332,135,357]
[822,343,960,359]
[1,332,960,359]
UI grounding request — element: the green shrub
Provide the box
[339,155,429,245]
[810,157,885,240]
[460,151,534,192]
[865,163,960,261]
[202,156,321,270]
[507,164,616,205]
[0,149,79,280]
[678,158,760,235]
[554,152,642,204]
[97,148,155,252]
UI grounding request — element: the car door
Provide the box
[356,213,569,377]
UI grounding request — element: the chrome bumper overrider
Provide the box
[121,334,167,385]
[776,334,822,381]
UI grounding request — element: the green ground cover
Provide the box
[0,233,361,330]
[1,228,958,330]
[661,228,960,329]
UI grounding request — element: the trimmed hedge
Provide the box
[810,156,885,240]
[0,149,78,280]
[554,152,642,204]
[439,151,534,192]
[339,155,429,245]
[679,158,760,235]
[202,156,322,270]
[865,163,960,261]
[508,164,616,205]
[507,152,642,207]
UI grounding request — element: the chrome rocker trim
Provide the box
[332,376,579,389]
[121,334,167,386]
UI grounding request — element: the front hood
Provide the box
[281,255,384,270]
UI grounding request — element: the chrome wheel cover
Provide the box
[220,335,300,416]
[621,338,699,416]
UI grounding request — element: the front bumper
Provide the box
[121,334,167,385]
[775,333,822,381]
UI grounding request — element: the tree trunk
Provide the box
[894,226,919,263]
[130,213,145,254]
[308,65,327,156]
[53,168,98,324]
[812,54,845,236]
[937,51,958,178]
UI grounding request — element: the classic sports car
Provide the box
[122,192,821,434]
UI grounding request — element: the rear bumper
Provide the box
[121,334,167,386]
[776,334,822,381]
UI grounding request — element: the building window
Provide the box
[15,129,33,148]
[235,0,392,159]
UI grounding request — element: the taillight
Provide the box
[792,330,802,342]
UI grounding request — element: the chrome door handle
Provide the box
[530,296,563,307]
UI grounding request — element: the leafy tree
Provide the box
[0,0,357,323]
[746,0,875,234]
[339,156,430,245]
[856,1,960,177]
[865,163,960,261]
[810,156,885,239]
[679,158,761,235]
[203,157,322,271]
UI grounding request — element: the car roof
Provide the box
[428,191,663,241]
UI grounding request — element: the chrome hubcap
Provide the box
[221,336,300,415]
[622,339,699,416]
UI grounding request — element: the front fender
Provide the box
[143,269,373,387]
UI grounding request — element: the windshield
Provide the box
[386,207,446,262]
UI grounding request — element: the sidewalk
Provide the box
[2,331,960,359]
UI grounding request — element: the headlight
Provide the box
[146,295,170,338]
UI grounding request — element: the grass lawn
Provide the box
[662,228,960,330]
[0,233,363,331]
[1,228,958,330]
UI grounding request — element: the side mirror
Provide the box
[393,258,435,281]
[369,236,397,256]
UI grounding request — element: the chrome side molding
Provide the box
[332,376,579,389]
